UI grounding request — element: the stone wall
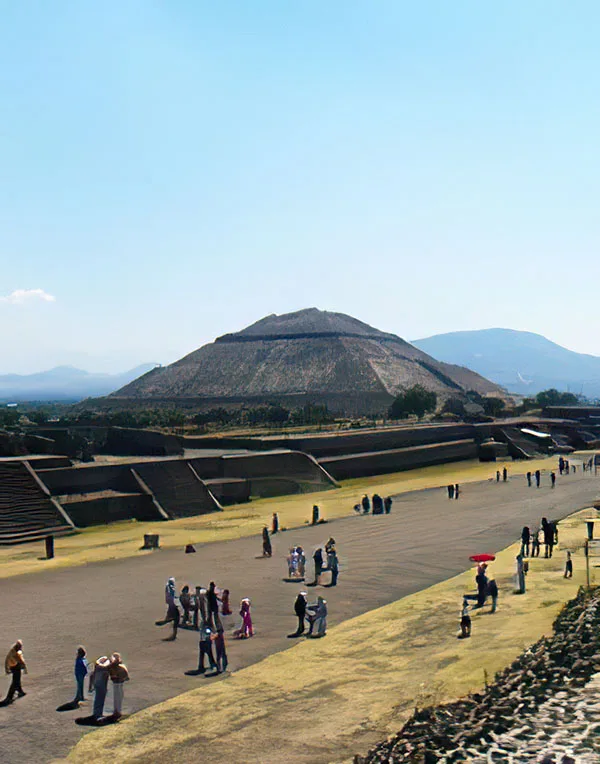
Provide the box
[355,587,600,763]
[320,440,478,481]
[62,494,161,527]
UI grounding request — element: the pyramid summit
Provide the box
[112,308,502,414]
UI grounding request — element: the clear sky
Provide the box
[2,1,600,373]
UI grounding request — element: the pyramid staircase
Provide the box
[0,461,76,544]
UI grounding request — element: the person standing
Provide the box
[156,576,180,640]
[211,618,228,674]
[192,585,203,630]
[542,517,554,558]
[521,526,530,557]
[535,469,541,488]
[384,496,392,514]
[194,623,217,674]
[454,484,460,500]
[74,646,88,704]
[219,588,232,616]
[459,598,471,638]
[361,495,370,514]
[271,512,279,534]
[239,598,253,638]
[290,592,308,637]
[531,526,541,557]
[526,471,532,487]
[447,484,455,500]
[488,579,498,613]
[502,467,508,482]
[314,596,327,637]
[475,563,488,607]
[309,547,324,586]
[551,471,556,488]
[4,640,27,703]
[207,582,220,625]
[89,656,111,720]
[328,551,339,587]
[262,526,272,557]
[180,585,192,626]
[496,470,500,483]
[109,653,129,719]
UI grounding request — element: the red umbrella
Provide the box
[469,553,496,562]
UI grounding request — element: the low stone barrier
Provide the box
[355,587,600,763]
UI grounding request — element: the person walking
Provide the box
[74,646,88,704]
[535,469,541,488]
[271,512,279,534]
[459,598,471,638]
[89,656,111,720]
[447,484,455,500]
[219,588,232,616]
[526,471,532,487]
[564,551,573,578]
[4,640,27,703]
[520,526,530,557]
[309,547,324,586]
[551,471,556,488]
[109,653,129,719]
[262,526,272,557]
[191,623,217,674]
[289,592,308,637]
[156,577,180,640]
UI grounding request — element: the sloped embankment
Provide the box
[355,587,600,763]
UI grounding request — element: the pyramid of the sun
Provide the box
[112,308,502,415]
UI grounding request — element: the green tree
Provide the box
[482,397,505,417]
[535,389,579,407]
[389,385,437,420]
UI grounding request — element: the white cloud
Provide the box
[0,288,56,305]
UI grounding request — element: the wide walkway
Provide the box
[0,471,598,763]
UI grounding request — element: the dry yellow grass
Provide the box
[1,457,558,580]
[65,504,597,764]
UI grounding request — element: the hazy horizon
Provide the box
[3,2,600,373]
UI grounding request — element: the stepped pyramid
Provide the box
[112,308,502,414]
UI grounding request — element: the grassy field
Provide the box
[65,506,598,764]
[0,457,559,580]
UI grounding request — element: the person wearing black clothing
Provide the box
[328,552,339,587]
[475,566,488,608]
[559,456,565,475]
[551,471,556,488]
[361,495,370,514]
[454,484,460,500]
[542,517,554,558]
[384,496,392,514]
[308,548,323,586]
[526,471,532,487]
[502,467,508,482]
[372,494,383,514]
[271,512,279,534]
[496,471,500,482]
[289,592,308,637]
[207,582,219,624]
[447,484,455,500]
[488,579,499,613]
[521,526,530,557]
[535,469,541,488]
[262,526,272,557]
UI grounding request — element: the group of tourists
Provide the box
[520,518,558,559]
[289,592,328,638]
[353,493,393,514]
[2,640,129,725]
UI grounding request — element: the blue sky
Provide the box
[2,1,600,373]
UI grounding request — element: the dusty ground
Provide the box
[0,457,559,579]
[0,469,598,763]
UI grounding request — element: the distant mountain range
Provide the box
[413,329,600,398]
[0,364,159,402]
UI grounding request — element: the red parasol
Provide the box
[469,553,496,562]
